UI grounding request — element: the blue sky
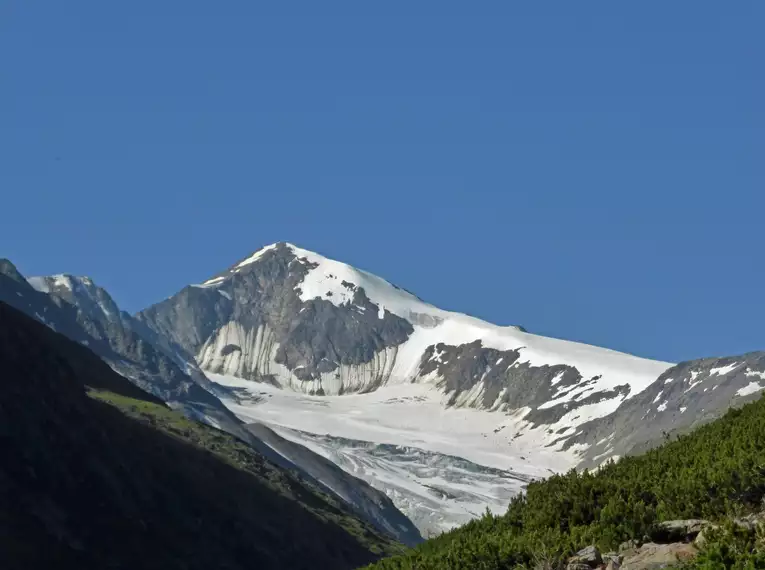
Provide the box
[1,2,762,363]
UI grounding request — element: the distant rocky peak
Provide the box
[0,259,26,283]
[196,242,297,287]
[28,274,120,322]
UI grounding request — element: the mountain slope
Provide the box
[0,260,422,545]
[0,261,233,427]
[0,300,400,569]
[569,350,765,468]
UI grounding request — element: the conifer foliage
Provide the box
[368,394,765,569]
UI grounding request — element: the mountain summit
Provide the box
[137,241,670,406]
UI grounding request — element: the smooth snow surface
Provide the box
[198,276,225,287]
[290,244,432,320]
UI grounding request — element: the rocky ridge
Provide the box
[0,259,422,546]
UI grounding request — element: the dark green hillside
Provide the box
[368,379,765,569]
[0,301,399,570]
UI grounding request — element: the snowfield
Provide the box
[213,373,585,534]
[212,374,576,474]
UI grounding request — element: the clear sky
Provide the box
[1,2,762,363]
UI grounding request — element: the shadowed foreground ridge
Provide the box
[0,301,399,570]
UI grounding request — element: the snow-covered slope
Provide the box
[211,374,557,536]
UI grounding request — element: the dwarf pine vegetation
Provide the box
[367,392,765,569]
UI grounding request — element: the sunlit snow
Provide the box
[710,362,740,377]
[737,382,764,397]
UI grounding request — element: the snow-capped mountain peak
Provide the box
[199,242,428,318]
[200,242,515,328]
[139,241,672,436]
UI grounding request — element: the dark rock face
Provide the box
[134,283,236,357]
[567,352,765,467]
[136,243,414,393]
[273,286,412,382]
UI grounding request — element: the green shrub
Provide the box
[367,394,765,569]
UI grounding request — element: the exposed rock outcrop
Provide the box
[567,545,602,567]
[137,243,414,395]
[651,519,709,543]
[619,542,697,570]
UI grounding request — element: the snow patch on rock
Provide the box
[737,382,764,397]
